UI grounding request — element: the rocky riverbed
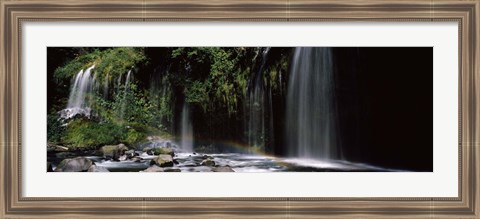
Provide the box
[47,139,396,172]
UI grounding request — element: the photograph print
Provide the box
[47,47,433,172]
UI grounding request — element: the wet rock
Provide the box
[151,155,174,167]
[143,165,164,172]
[88,165,110,172]
[200,159,215,167]
[202,154,214,160]
[153,147,174,156]
[164,168,181,172]
[54,157,92,172]
[143,147,153,155]
[55,152,75,159]
[125,150,136,158]
[100,144,129,161]
[118,155,128,161]
[131,157,143,162]
[173,159,179,165]
[212,166,234,172]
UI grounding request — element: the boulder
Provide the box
[142,147,153,155]
[100,144,129,161]
[131,157,143,162]
[212,166,234,172]
[87,165,110,172]
[118,155,128,161]
[151,154,174,167]
[143,165,164,172]
[202,154,214,160]
[54,157,92,172]
[164,168,181,172]
[125,150,136,158]
[200,158,215,167]
[153,147,174,156]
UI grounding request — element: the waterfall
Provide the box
[61,65,96,119]
[180,103,193,152]
[286,47,339,159]
[119,70,132,121]
[246,47,273,151]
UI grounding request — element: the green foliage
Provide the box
[54,49,101,79]
[47,113,66,144]
[63,119,125,149]
[185,80,210,109]
[48,47,291,149]
[62,119,149,148]
[123,128,145,146]
[53,48,145,80]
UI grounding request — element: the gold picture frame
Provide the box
[1,0,479,218]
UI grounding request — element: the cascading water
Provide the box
[119,70,132,121]
[180,103,193,152]
[286,47,339,160]
[246,47,273,151]
[60,65,96,119]
[149,67,173,128]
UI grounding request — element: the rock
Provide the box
[54,157,92,172]
[143,165,164,172]
[87,165,109,172]
[54,145,69,152]
[143,147,153,155]
[118,155,128,161]
[100,144,129,161]
[48,144,69,152]
[47,162,53,172]
[173,159,179,165]
[212,166,234,172]
[151,154,174,167]
[153,147,174,156]
[164,168,181,172]
[131,157,143,162]
[125,150,135,158]
[202,154,213,160]
[55,152,74,159]
[200,159,215,167]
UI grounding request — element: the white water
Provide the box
[286,47,340,159]
[61,65,96,119]
[180,103,194,152]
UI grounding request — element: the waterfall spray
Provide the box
[119,70,132,121]
[245,47,273,152]
[286,47,339,159]
[61,65,96,119]
[181,103,194,152]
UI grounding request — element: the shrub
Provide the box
[63,119,124,149]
